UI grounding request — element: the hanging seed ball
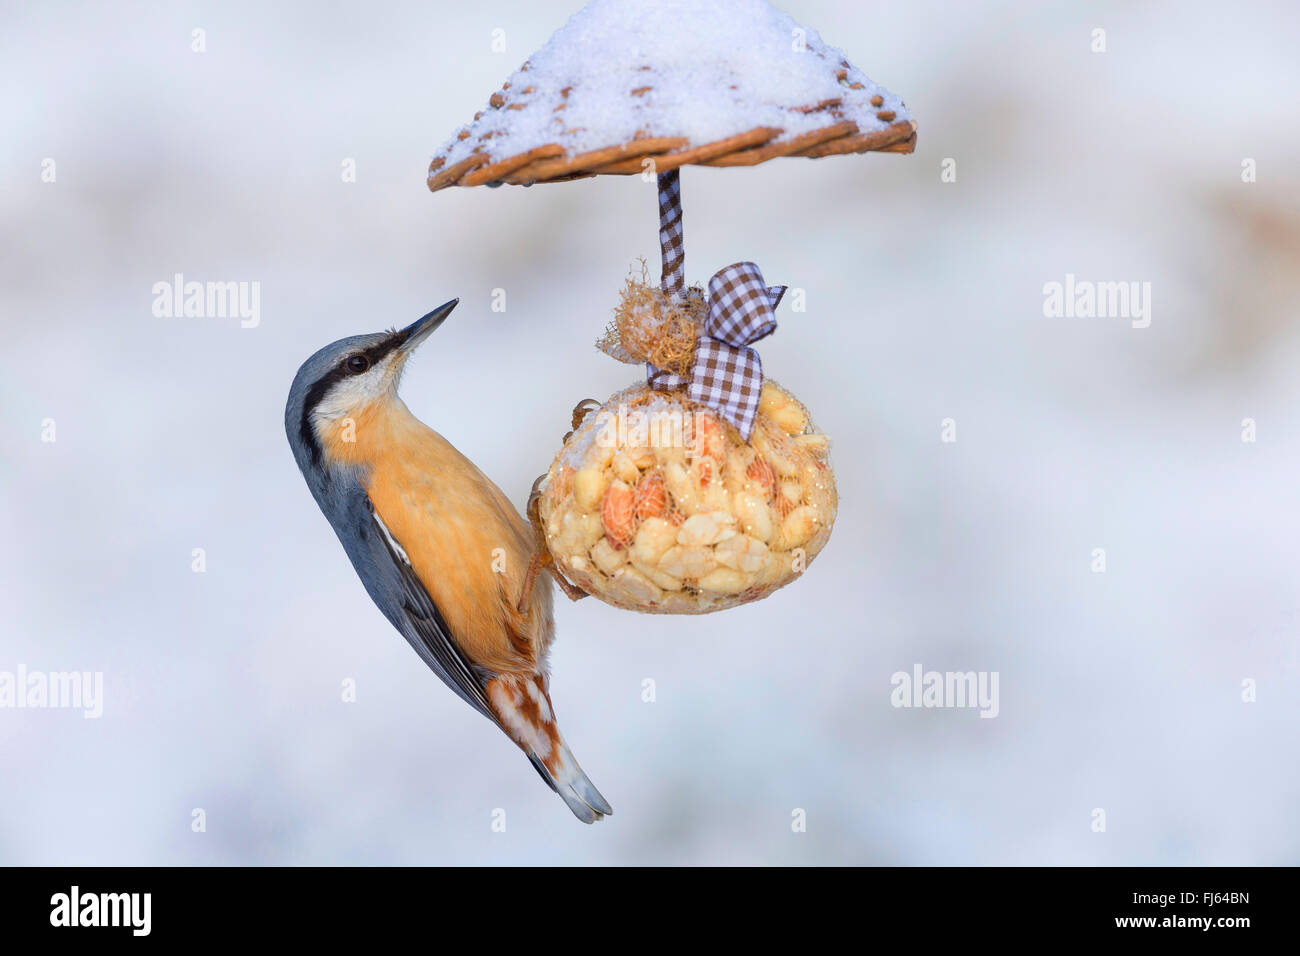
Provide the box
[538,380,837,614]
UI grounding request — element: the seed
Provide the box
[658,545,715,580]
[759,383,788,417]
[793,434,830,458]
[692,414,726,461]
[611,566,661,604]
[677,512,735,547]
[745,456,778,500]
[780,505,817,549]
[633,470,668,519]
[590,538,626,575]
[631,516,676,566]
[601,482,636,550]
[612,451,640,483]
[698,566,748,594]
[714,533,770,573]
[769,403,808,436]
[732,491,774,543]
[573,467,606,511]
[551,465,575,502]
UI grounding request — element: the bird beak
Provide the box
[398,298,458,354]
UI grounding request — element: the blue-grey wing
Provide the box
[309,471,558,793]
[330,478,499,726]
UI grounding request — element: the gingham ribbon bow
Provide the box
[690,263,786,440]
[647,261,786,440]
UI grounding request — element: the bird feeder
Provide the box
[427,0,915,614]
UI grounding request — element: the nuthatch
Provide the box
[284,299,611,823]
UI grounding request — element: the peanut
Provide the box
[631,516,676,566]
[632,559,682,591]
[590,538,626,575]
[573,467,607,512]
[779,505,817,549]
[698,566,748,594]
[663,461,700,514]
[769,403,808,436]
[612,451,640,483]
[715,533,769,573]
[677,512,735,547]
[658,544,716,580]
[732,491,774,543]
[794,433,830,458]
[759,384,788,417]
[601,481,636,549]
[612,566,662,604]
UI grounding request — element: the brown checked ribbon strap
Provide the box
[647,170,692,390]
[657,170,685,299]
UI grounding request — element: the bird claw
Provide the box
[552,569,590,603]
[562,399,602,442]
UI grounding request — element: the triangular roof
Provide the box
[427,0,916,191]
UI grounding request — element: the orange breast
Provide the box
[322,397,553,673]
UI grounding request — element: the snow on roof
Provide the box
[428,0,915,191]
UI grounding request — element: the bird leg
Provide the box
[517,402,603,613]
[519,474,589,613]
[518,550,548,613]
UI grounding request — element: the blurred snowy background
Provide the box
[2,0,1298,865]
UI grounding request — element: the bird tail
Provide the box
[487,674,612,824]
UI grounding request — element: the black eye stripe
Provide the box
[351,337,401,371]
[339,336,403,376]
[297,332,404,467]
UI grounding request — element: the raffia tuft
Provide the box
[596,260,705,376]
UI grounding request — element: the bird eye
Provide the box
[345,354,370,375]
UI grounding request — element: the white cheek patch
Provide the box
[311,364,389,425]
[309,357,410,453]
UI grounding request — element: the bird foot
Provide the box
[519,546,588,611]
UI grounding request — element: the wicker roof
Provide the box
[427,2,915,192]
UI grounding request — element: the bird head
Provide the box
[285,298,458,471]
